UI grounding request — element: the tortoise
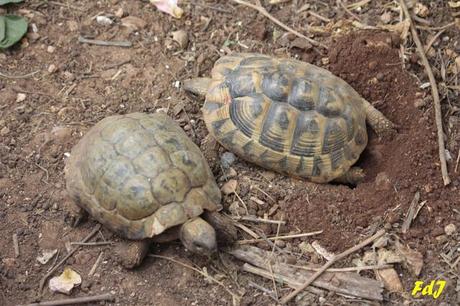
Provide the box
[65,112,236,268]
[183,53,396,184]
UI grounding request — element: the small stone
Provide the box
[27,32,40,42]
[368,60,378,69]
[225,167,237,179]
[121,16,146,31]
[47,46,56,53]
[16,93,26,103]
[298,241,315,254]
[445,224,457,236]
[171,30,188,49]
[380,11,392,24]
[228,201,240,216]
[221,152,237,169]
[48,64,57,73]
[96,16,114,26]
[274,240,286,248]
[0,126,10,136]
[375,172,392,191]
[290,37,312,50]
[221,179,237,195]
[414,99,426,109]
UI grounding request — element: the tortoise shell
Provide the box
[65,113,221,240]
[202,53,368,183]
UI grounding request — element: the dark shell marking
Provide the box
[65,113,221,239]
[203,53,368,183]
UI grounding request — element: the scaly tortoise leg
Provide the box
[333,167,366,185]
[362,99,397,138]
[114,239,151,269]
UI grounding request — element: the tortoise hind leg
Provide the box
[333,167,365,185]
[362,99,397,138]
[114,239,151,269]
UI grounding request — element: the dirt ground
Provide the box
[1,0,459,305]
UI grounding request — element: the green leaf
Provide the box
[0,16,5,42]
[0,15,27,49]
[0,0,24,5]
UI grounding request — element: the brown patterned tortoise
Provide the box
[183,53,396,184]
[65,112,236,268]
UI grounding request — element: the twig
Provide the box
[400,0,450,186]
[88,252,103,276]
[13,234,20,257]
[455,148,460,173]
[35,163,49,184]
[233,215,286,225]
[401,191,420,234]
[70,241,112,246]
[38,225,101,295]
[0,70,40,79]
[234,222,260,239]
[287,263,392,272]
[424,29,447,53]
[149,254,240,301]
[230,0,327,49]
[416,22,456,31]
[238,230,323,245]
[338,0,361,21]
[308,11,331,23]
[248,281,278,301]
[78,36,132,48]
[102,60,131,70]
[19,293,113,306]
[280,229,386,304]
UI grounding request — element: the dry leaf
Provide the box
[382,19,410,40]
[150,0,183,18]
[377,249,403,265]
[37,249,57,265]
[121,16,147,31]
[49,267,82,294]
[171,30,188,49]
[376,268,404,292]
[414,2,429,17]
[221,179,237,195]
[396,242,423,276]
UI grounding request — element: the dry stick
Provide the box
[78,36,132,47]
[280,229,386,304]
[238,230,323,245]
[230,0,327,49]
[70,241,113,246]
[88,251,103,276]
[0,70,40,79]
[149,255,240,301]
[287,263,392,272]
[38,225,101,295]
[400,0,451,186]
[13,234,20,257]
[424,29,447,53]
[234,215,286,225]
[401,191,420,234]
[20,293,113,306]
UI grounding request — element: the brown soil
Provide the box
[1,1,459,305]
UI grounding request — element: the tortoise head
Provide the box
[183,78,212,97]
[179,217,217,256]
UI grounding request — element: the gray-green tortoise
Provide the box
[184,53,396,184]
[65,112,236,268]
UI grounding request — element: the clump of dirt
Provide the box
[275,31,459,253]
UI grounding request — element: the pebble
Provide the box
[375,172,392,191]
[0,126,9,136]
[220,152,236,169]
[47,46,56,53]
[48,64,57,73]
[274,240,286,248]
[445,224,457,236]
[221,179,237,195]
[413,99,426,109]
[16,93,26,103]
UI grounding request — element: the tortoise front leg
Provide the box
[362,99,397,138]
[333,167,365,185]
[113,239,151,269]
